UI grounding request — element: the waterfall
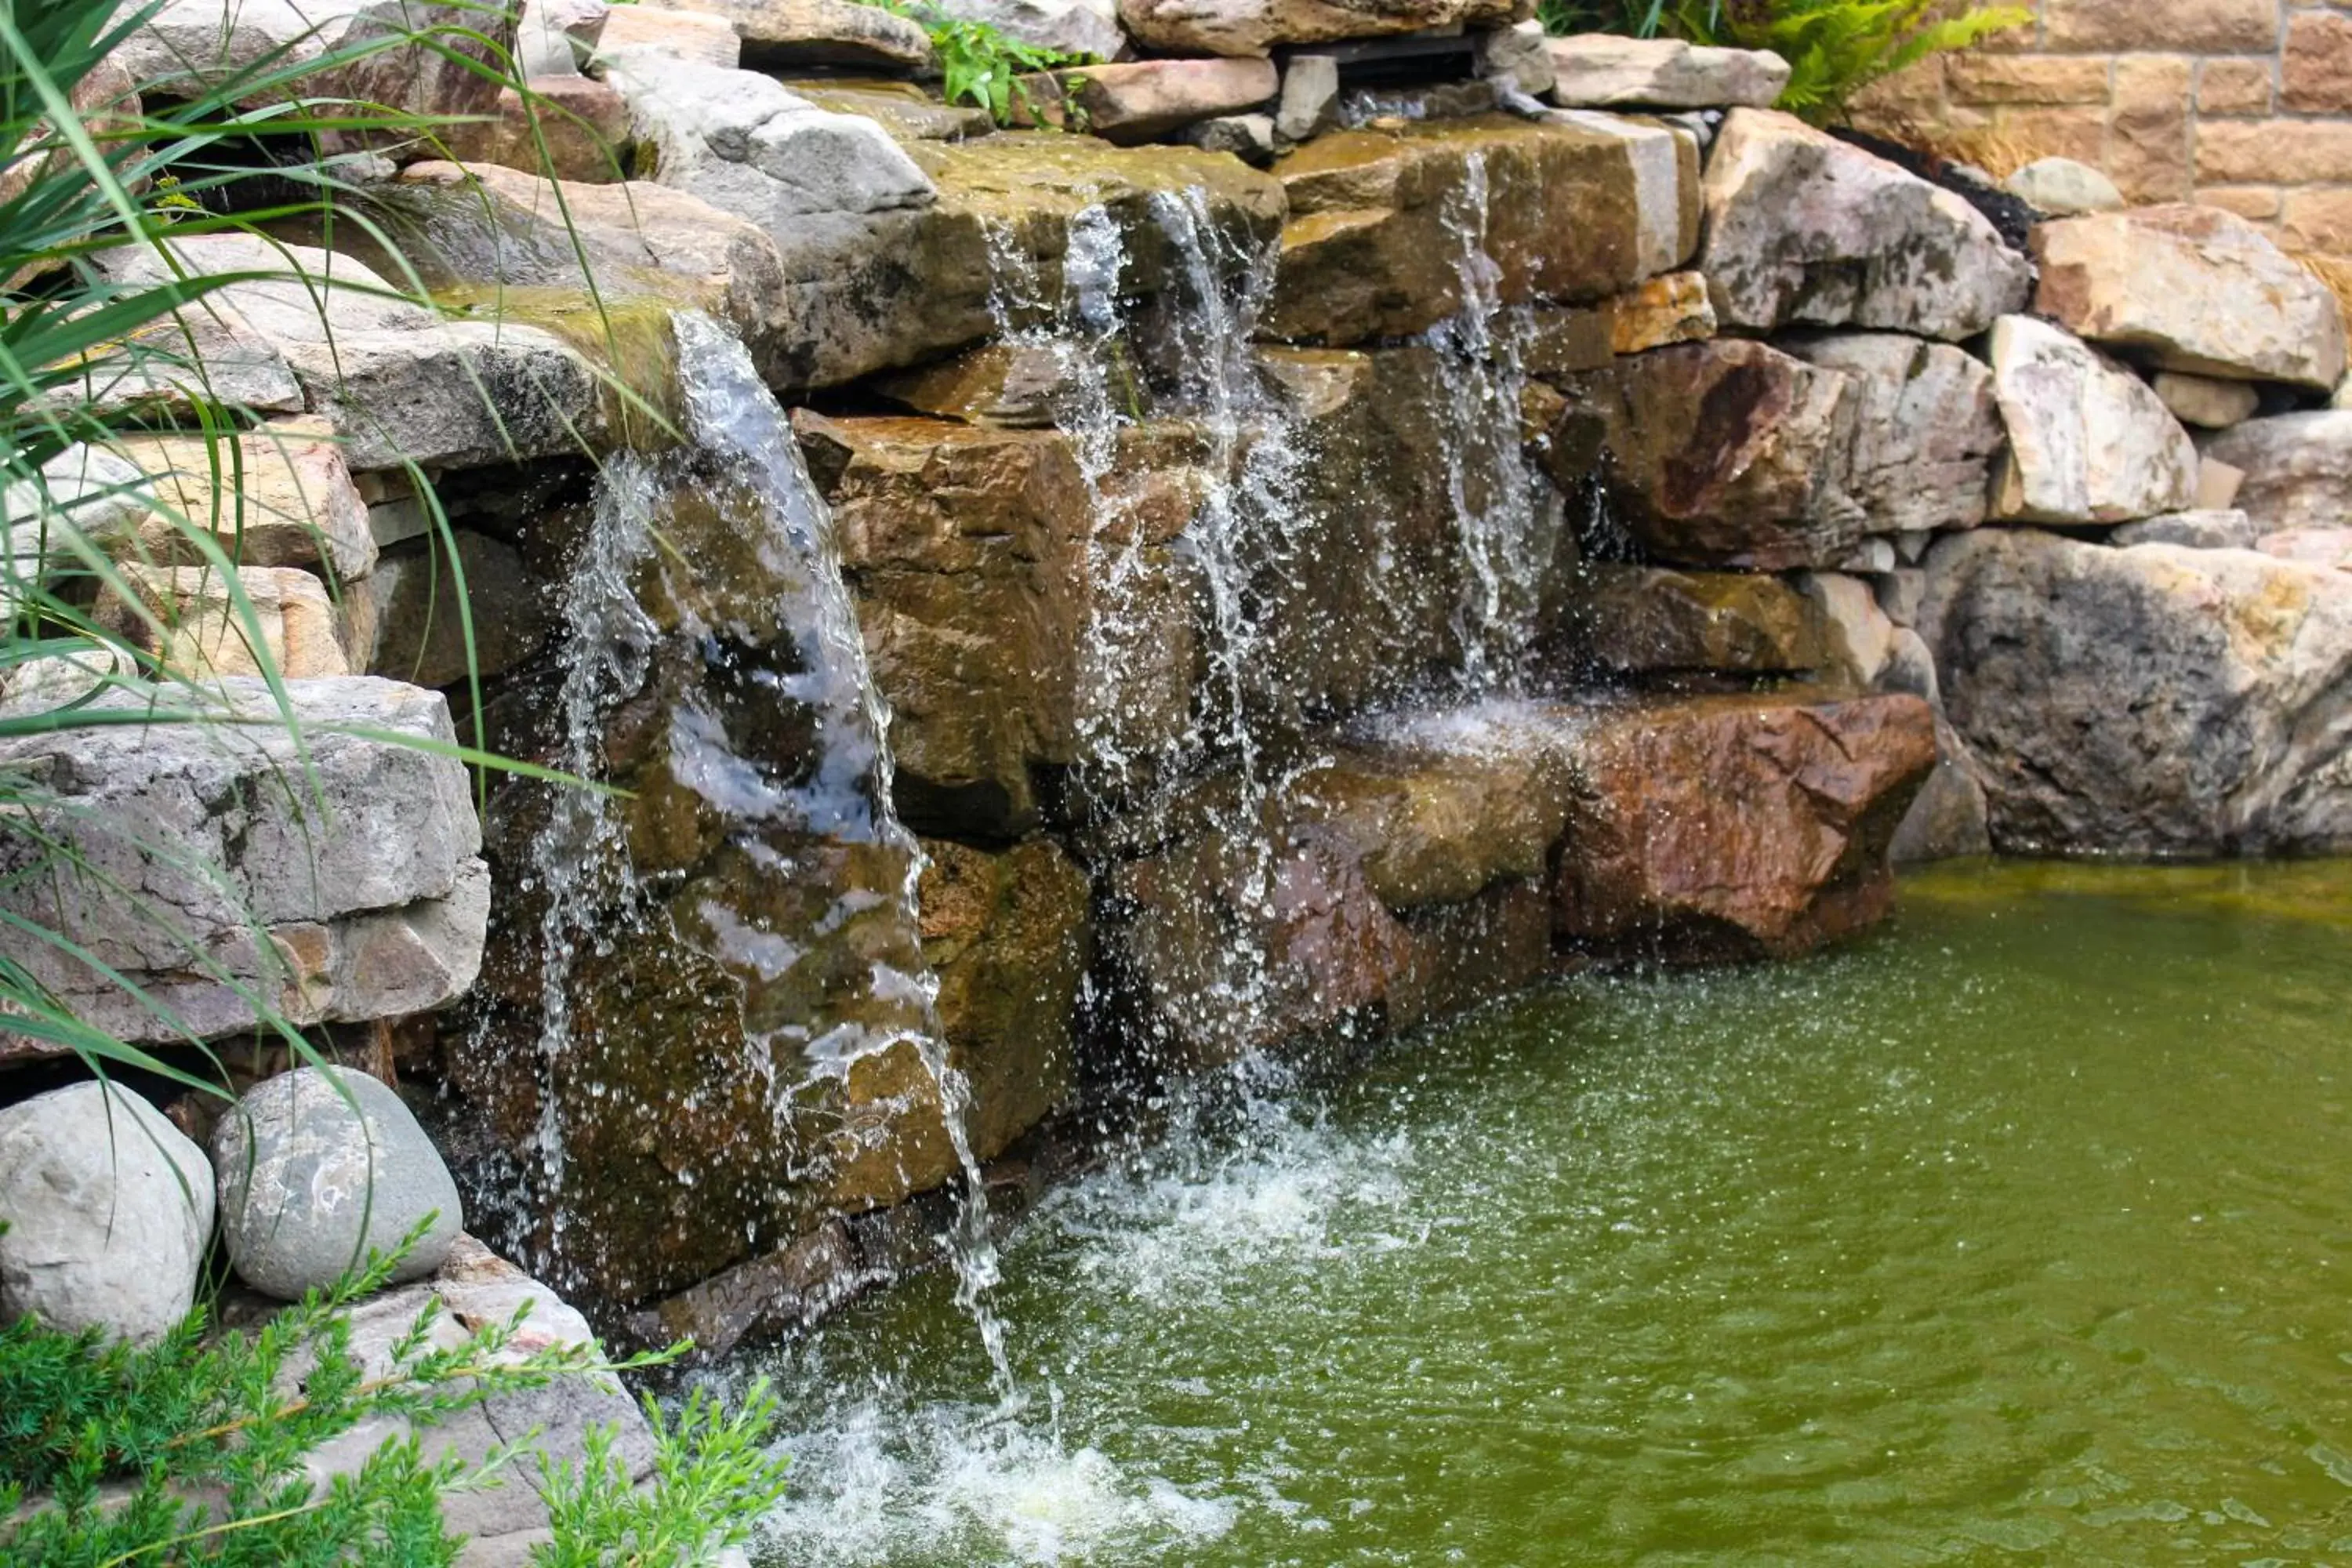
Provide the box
[489,311,1012,1387]
[1426,151,1566,692]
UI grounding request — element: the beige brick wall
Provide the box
[1849,0,2352,253]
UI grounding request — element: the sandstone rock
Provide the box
[2032,205,2349,390]
[2002,155,2122,214]
[919,837,1091,1160]
[0,677,488,1054]
[215,1066,463,1298]
[518,0,609,74]
[1987,314,2198,524]
[1555,691,1936,960]
[1609,268,1715,352]
[1922,526,2352,854]
[784,78,996,140]
[593,3,742,65]
[1784,330,2002,536]
[797,412,1200,837]
[358,532,553,688]
[619,1221,868,1359]
[927,0,1124,59]
[1546,34,1789,108]
[391,162,786,368]
[2202,412,2352,531]
[99,564,352,681]
[647,0,935,69]
[1798,569,1896,685]
[4,443,153,583]
[2111,509,2259,548]
[0,1083,212,1343]
[1700,109,2032,340]
[1541,109,1703,281]
[1268,114,1691,344]
[1016,58,1279,143]
[70,297,305,422]
[1118,0,1519,56]
[2256,526,2352,570]
[2152,368,2261,429]
[1276,52,1339,142]
[1477,20,1557,100]
[865,341,1081,426]
[2198,454,2247,510]
[1181,112,1279,163]
[118,418,376,583]
[454,75,633,183]
[1563,337,1865,569]
[1559,564,1831,675]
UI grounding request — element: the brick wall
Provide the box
[1849,0,2352,253]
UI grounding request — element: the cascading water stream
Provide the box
[506,310,1017,1393]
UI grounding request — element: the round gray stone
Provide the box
[0,1081,214,1343]
[212,1066,462,1300]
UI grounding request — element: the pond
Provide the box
[724,860,2352,1566]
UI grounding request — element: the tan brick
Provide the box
[2282,186,2352,253]
[2285,11,2352,110]
[1976,2,2047,50]
[2197,56,2274,114]
[1991,103,2111,166]
[2046,0,2275,51]
[2198,183,2285,220]
[2199,119,2352,183]
[2109,54,2193,201]
[1947,53,2111,103]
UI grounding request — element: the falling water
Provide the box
[503,310,1015,1388]
[1425,152,1565,691]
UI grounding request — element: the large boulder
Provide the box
[1920,527,2352,854]
[1699,108,2032,340]
[1265,114,1695,345]
[2031,205,2348,391]
[1545,34,1790,108]
[1117,0,1518,56]
[2202,412,2352,531]
[214,1066,464,1299]
[1780,331,2002,536]
[1554,691,1938,960]
[1986,314,2198,524]
[0,677,489,1057]
[1561,337,1867,569]
[0,1083,213,1344]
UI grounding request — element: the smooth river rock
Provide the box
[0,677,489,1056]
[1987,314,2198,524]
[1921,527,2352,855]
[1555,691,1938,960]
[0,1082,213,1343]
[2201,412,2352,531]
[1699,109,2032,341]
[214,1067,463,1299]
[2031,205,2349,391]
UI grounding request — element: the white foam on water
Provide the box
[753,1399,1236,1567]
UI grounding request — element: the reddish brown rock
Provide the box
[1014,58,1279,143]
[1554,691,1938,960]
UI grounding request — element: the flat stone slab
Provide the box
[1546,34,1789,108]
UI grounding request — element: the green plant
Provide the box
[864,0,1096,125]
[0,1221,789,1567]
[1535,0,2029,124]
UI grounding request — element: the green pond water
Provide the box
[730,861,2352,1566]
